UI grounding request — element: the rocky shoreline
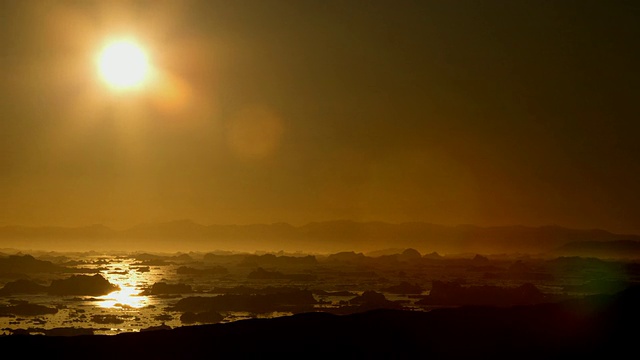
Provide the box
[1,285,638,359]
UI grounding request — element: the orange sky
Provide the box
[0,1,638,234]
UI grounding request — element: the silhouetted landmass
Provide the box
[0,274,119,297]
[325,251,367,263]
[202,253,252,264]
[2,249,639,343]
[365,248,406,257]
[562,279,635,295]
[238,254,318,267]
[179,311,223,325]
[0,279,48,296]
[0,302,58,316]
[483,265,556,281]
[423,251,444,260]
[312,290,356,296]
[0,254,67,274]
[91,315,124,324]
[467,259,557,282]
[3,220,639,255]
[140,323,171,333]
[0,254,100,277]
[543,256,625,277]
[247,267,317,281]
[2,285,638,359]
[42,328,95,336]
[170,290,317,313]
[332,290,404,313]
[175,266,228,275]
[554,240,640,259]
[208,285,302,295]
[416,281,550,306]
[397,248,422,261]
[132,259,170,266]
[142,282,194,295]
[382,282,424,294]
[48,274,119,296]
[132,253,194,263]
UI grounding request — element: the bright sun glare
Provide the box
[98,40,150,89]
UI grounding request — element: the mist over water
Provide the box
[1,235,638,336]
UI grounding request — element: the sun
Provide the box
[98,40,150,89]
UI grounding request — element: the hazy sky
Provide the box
[0,0,638,233]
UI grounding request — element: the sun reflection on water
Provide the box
[98,285,147,308]
[96,260,153,309]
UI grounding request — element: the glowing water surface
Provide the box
[97,285,147,309]
[95,259,156,309]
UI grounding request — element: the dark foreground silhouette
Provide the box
[1,285,638,359]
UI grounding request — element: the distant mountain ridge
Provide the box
[1,220,638,255]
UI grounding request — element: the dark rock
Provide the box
[0,255,66,274]
[472,254,490,263]
[248,267,316,281]
[563,279,634,294]
[239,254,317,267]
[0,303,58,316]
[172,290,317,313]
[336,291,404,313]
[91,315,124,324]
[398,248,422,262]
[313,290,357,296]
[382,282,424,294]
[209,285,301,295]
[325,251,367,263]
[176,266,228,275]
[423,252,444,260]
[154,314,174,321]
[44,327,95,336]
[141,323,172,332]
[349,291,393,305]
[0,279,48,296]
[142,282,193,295]
[180,311,223,324]
[48,274,119,296]
[417,281,548,306]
